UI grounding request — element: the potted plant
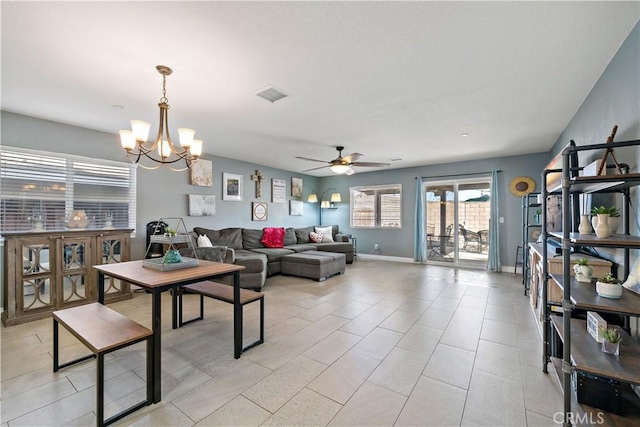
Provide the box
[596,273,623,299]
[590,205,617,238]
[573,258,593,283]
[533,209,542,224]
[599,326,622,355]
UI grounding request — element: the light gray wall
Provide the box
[319,154,548,266]
[0,111,320,261]
[547,22,640,271]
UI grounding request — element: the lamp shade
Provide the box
[307,193,318,203]
[321,201,330,208]
[330,164,350,174]
[330,193,341,203]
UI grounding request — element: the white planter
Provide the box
[596,281,623,299]
[593,214,612,238]
[573,264,593,283]
[592,215,620,234]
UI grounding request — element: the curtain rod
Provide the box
[414,170,502,180]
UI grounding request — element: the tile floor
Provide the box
[0,260,564,426]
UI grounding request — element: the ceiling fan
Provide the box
[296,146,390,175]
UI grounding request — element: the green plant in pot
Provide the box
[599,326,622,355]
[572,258,593,283]
[595,273,623,299]
[533,209,542,224]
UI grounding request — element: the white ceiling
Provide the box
[2,1,638,176]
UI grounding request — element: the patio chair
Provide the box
[459,224,483,253]
[428,224,454,258]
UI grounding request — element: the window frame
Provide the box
[350,184,402,229]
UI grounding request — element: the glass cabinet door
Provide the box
[58,236,92,306]
[18,237,54,315]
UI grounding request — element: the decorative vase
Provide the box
[596,280,623,299]
[573,264,593,283]
[602,340,620,356]
[578,214,592,234]
[592,215,620,234]
[594,214,611,238]
[66,209,89,229]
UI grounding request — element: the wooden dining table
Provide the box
[94,259,244,403]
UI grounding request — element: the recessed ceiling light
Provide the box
[461,133,469,137]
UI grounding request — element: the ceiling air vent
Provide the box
[255,85,289,103]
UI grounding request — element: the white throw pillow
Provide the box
[197,234,213,247]
[314,226,334,243]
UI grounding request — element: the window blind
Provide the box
[1,147,137,233]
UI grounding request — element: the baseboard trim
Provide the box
[355,256,521,275]
[356,254,415,263]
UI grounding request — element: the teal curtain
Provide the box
[414,177,427,263]
[487,170,501,271]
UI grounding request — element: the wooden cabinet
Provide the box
[2,228,133,326]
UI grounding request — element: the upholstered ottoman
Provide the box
[281,250,346,281]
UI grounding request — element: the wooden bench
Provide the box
[177,281,264,353]
[53,303,153,427]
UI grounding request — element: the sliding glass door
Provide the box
[424,177,491,268]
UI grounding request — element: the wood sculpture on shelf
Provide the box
[597,125,623,176]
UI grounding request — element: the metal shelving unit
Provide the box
[541,139,640,426]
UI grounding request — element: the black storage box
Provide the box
[573,371,624,415]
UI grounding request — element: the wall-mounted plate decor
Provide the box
[252,202,268,221]
[509,176,535,197]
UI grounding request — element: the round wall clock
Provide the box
[509,176,536,197]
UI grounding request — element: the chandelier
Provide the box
[119,65,203,171]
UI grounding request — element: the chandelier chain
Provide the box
[160,74,168,104]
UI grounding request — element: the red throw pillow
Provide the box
[261,227,285,248]
[309,231,323,243]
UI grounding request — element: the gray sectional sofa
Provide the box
[192,225,354,290]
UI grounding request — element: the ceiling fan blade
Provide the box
[295,156,329,164]
[341,153,363,163]
[351,161,391,167]
[302,165,331,172]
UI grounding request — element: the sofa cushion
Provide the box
[295,226,315,243]
[261,227,285,248]
[309,231,323,243]
[242,228,265,250]
[284,227,297,246]
[196,234,213,247]
[315,226,334,242]
[234,250,268,274]
[249,247,295,263]
[193,227,243,250]
[285,243,318,253]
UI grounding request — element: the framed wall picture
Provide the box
[290,200,303,216]
[252,202,268,221]
[272,178,286,203]
[291,177,303,198]
[190,159,213,187]
[189,194,216,216]
[223,173,243,201]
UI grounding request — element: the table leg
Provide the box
[151,289,162,403]
[233,271,242,359]
[98,272,105,304]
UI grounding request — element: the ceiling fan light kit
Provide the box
[119,65,203,171]
[297,146,390,175]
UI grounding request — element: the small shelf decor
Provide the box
[143,217,199,271]
[599,326,622,355]
[595,273,623,299]
[573,258,593,283]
